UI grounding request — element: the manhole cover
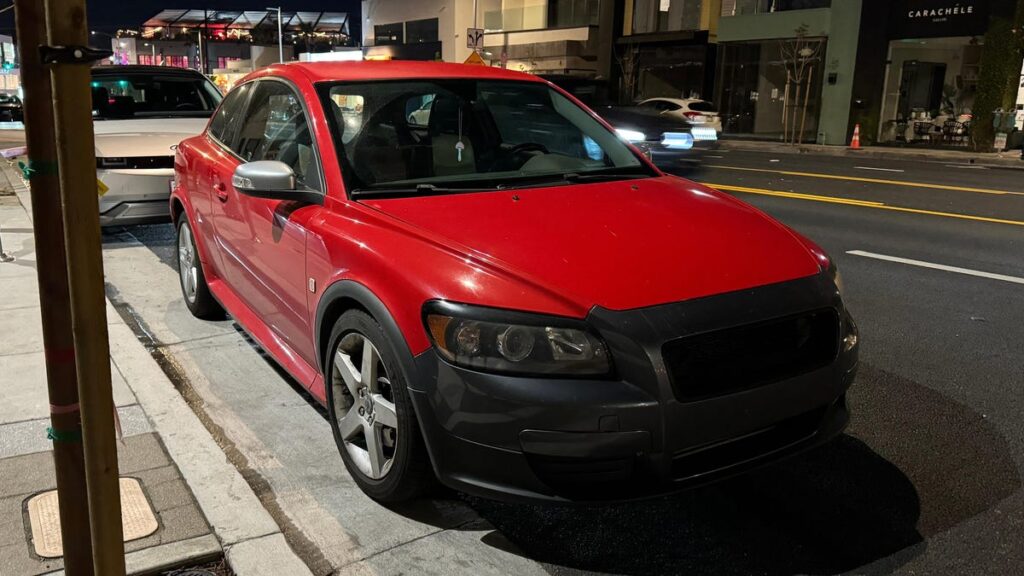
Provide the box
[26,477,159,558]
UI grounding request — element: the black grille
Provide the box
[663,308,839,401]
[97,156,174,170]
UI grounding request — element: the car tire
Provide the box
[176,214,223,319]
[325,310,434,502]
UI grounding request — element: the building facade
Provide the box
[714,0,861,145]
[362,1,619,78]
[615,0,722,103]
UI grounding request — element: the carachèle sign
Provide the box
[907,4,975,19]
[890,0,989,39]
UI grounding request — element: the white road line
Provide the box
[944,164,988,169]
[854,166,905,173]
[847,250,1024,285]
[704,154,724,158]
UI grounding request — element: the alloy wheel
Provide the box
[332,333,399,480]
[178,222,198,304]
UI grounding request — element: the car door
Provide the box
[211,79,322,367]
[196,82,252,277]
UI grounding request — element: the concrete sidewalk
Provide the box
[718,138,1024,169]
[0,166,312,575]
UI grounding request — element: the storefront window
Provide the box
[406,18,439,43]
[627,44,711,101]
[374,23,404,46]
[716,38,825,141]
[722,0,830,16]
[877,37,982,146]
[633,0,703,33]
[548,0,601,27]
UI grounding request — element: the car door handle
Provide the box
[213,180,228,202]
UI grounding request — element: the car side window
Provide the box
[208,82,252,148]
[234,81,322,192]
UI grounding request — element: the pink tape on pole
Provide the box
[50,403,80,415]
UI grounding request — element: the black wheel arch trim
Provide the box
[314,280,422,392]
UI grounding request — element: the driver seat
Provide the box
[428,96,475,177]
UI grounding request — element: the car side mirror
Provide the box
[232,161,322,204]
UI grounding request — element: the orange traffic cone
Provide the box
[850,124,861,149]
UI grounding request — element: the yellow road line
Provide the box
[705,165,1024,196]
[707,183,1024,228]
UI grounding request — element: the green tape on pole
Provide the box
[18,159,59,180]
[47,426,83,443]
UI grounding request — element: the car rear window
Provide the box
[90,73,223,119]
[687,100,717,112]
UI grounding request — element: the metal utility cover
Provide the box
[26,477,159,558]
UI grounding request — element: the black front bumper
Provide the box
[408,273,858,502]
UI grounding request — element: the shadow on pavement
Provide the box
[468,435,921,576]
[467,363,1021,575]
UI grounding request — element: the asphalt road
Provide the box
[101,148,1024,575]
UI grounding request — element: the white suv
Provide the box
[92,66,222,226]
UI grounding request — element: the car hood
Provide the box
[363,176,822,311]
[93,118,208,158]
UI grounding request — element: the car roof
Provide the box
[259,61,545,84]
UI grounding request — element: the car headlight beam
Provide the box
[425,303,611,376]
[616,128,646,143]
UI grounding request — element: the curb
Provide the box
[6,162,314,576]
[717,139,1024,169]
[44,534,221,576]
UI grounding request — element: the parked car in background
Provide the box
[172,61,858,504]
[0,94,23,122]
[540,75,718,163]
[92,65,222,226]
[638,97,722,136]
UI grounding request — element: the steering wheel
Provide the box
[510,142,549,155]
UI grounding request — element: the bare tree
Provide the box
[779,25,823,144]
[615,45,641,104]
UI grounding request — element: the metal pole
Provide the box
[197,30,204,73]
[42,0,126,573]
[14,3,95,573]
[278,7,283,63]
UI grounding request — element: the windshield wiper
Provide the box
[351,183,495,199]
[561,172,649,183]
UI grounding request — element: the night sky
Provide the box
[1,1,362,41]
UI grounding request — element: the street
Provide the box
[98,148,1024,575]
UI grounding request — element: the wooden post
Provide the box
[13,1,95,573]
[42,0,126,574]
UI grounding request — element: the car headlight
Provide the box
[424,302,611,376]
[616,128,646,143]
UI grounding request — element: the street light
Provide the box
[267,6,283,63]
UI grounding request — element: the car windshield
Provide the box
[320,79,651,195]
[90,73,223,119]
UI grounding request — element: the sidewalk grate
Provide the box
[26,477,159,558]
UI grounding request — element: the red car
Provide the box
[172,62,858,503]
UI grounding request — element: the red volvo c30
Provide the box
[171,61,858,503]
